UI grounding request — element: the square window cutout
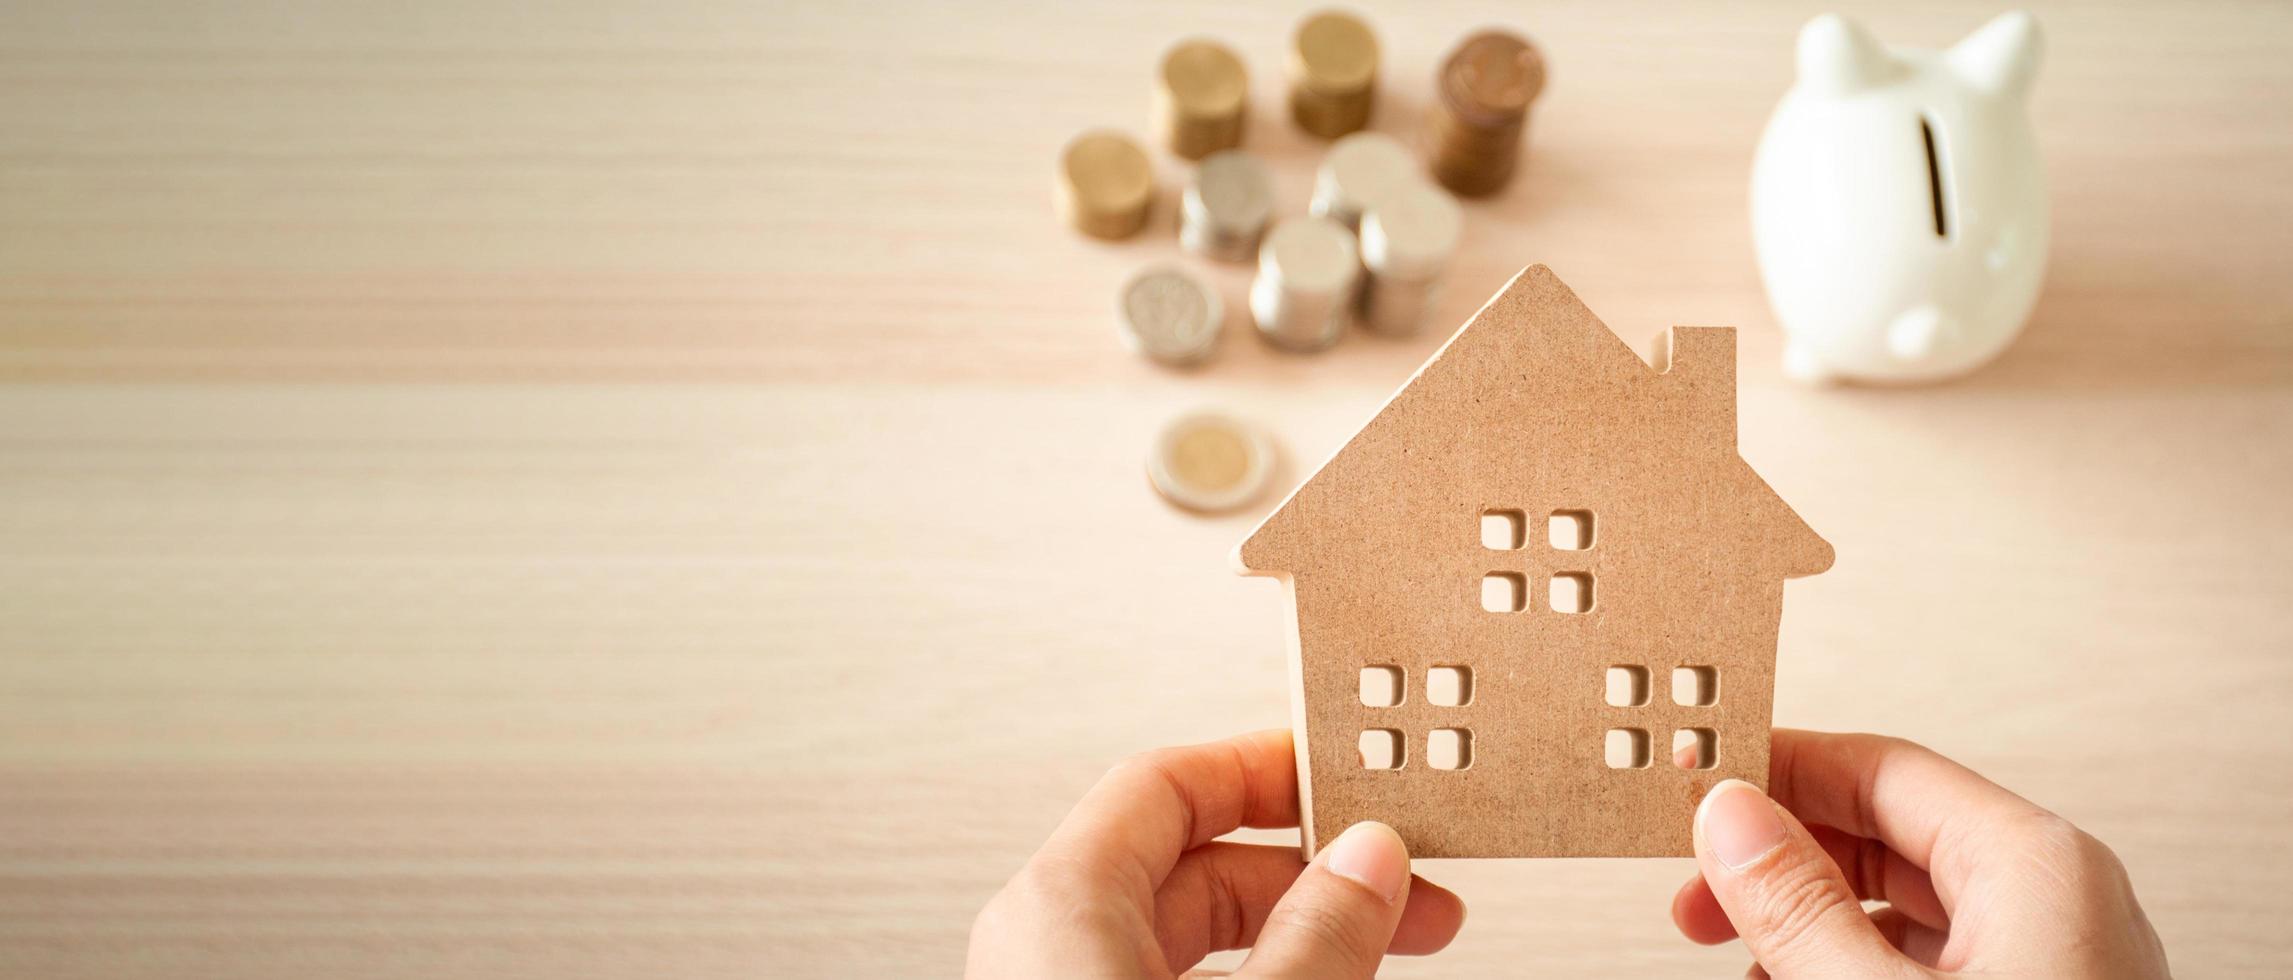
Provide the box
[1605,665,1649,707]
[1672,666,1718,707]
[1550,572,1593,614]
[1360,665,1403,707]
[1481,509,1525,550]
[1550,509,1594,550]
[1605,728,1650,769]
[1359,729,1404,770]
[1427,666,1472,706]
[1429,728,1472,770]
[1672,728,1717,769]
[1481,572,1526,613]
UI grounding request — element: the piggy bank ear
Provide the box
[1947,11,2043,100]
[1796,14,1900,94]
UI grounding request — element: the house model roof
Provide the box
[1236,264,1832,580]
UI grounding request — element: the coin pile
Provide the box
[1360,181,1464,335]
[1251,216,1360,352]
[1158,39,1249,160]
[1287,10,1379,139]
[1180,150,1273,262]
[1049,13,1550,513]
[1428,30,1546,197]
[1310,132,1418,230]
[1056,130,1155,240]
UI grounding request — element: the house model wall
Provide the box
[1235,265,1833,859]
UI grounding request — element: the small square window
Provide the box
[1550,509,1594,550]
[1672,666,1718,707]
[1605,728,1650,769]
[1604,665,1649,707]
[1429,728,1472,770]
[1549,572,1593,614]
[1359,729,1404,770]
[1481,509,1525,550]
[1360,665,1403,707]
[1672,728,1717,769]
[1481,572,1526,613]
[1427,666,1472,706]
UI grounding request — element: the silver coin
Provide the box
[1118,263,1224,366]
[1361,181,1462,280]
[1251,216,1359,352]
[1359,182,1462,335]
[1310,132,1420,230]
[1359,274,1442,336]
[1181,150,1275,263]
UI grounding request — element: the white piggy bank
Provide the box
[1752,12,2047,384]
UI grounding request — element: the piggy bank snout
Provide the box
[1885,306,1950,361]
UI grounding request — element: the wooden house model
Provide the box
[1235,266,1833,858]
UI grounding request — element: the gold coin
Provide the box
[1440,30,1544,126]
[1158,40,1250,159]
[1148,411,1276,514]
[1293,11,1378,95]
[1163,39,1248,116]
[1429,30,1545,196]
[1288,10,1379,138]
[1057,130,1155,240]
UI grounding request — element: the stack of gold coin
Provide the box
[1427,30,1546,197]
[1057,130,1156,240]
[1287,10,1379,139]
[1157,39,1249,160]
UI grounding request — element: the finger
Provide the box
[1670,872,1736,945]
[1234,822,1413,980]
[1673,822,1946,945]
[1693,780,1920,978]
[1768,729,2053,911]
[1804,825,1947,928]
[1865,906,1951,967]
[1039,729,1300,895]
[1152,842,1466,970]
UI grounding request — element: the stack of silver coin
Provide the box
[1250,216,1360,352]
[1359,181,1463,335]
[1118,264,1224,366]
[1309,132,1419,230]
[1179,150,1274,263]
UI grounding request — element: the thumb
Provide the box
[1235,821,1411,980]
[1693,780,1920,979]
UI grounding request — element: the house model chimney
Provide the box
[1654,326,1736,445]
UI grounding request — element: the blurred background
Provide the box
[1,1,2288,976]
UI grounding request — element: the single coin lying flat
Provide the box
[1119,264,1224,367]
[1148,410,1276,514]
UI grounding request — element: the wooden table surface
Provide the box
[3,1,2288,976]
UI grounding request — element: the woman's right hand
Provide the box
[1672,729,2170,978]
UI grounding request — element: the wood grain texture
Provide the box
[0,1,2288,977]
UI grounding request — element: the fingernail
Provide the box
[1698,779,1787,872]
[1321,821,1409,903]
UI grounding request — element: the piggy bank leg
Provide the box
[1783,340,1837,384]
